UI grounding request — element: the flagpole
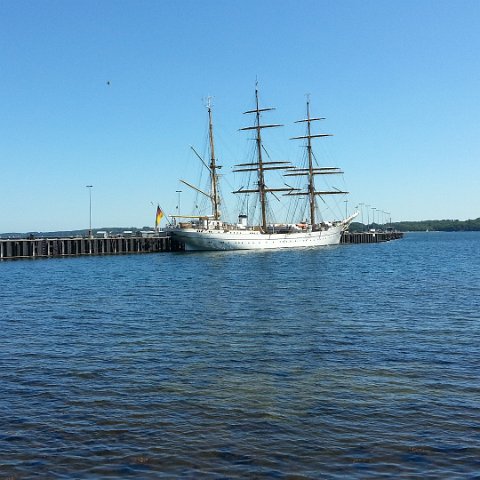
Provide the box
[154,204,172,232]
[155,205,160,232]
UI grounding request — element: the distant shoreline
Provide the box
[0,227,147,239]
[2,218,480,238]
[350,218,480,233]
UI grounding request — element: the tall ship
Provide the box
[168,89,357,251]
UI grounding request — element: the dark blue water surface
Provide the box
[1,232,480,478]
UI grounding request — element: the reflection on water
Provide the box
[1,232,480,478]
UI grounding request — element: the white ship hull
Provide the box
[170,223,347,251]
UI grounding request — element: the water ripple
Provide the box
[1,232,479,478]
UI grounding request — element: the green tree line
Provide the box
[350,218,480,232]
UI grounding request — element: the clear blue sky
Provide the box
[1,0,479,232]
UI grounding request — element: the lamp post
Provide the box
[176,190,182,217]
[372,207,376,230]
[365,204,370,231]
[358,203,364,230]
[86,185,93,238]
[385,212,391,229]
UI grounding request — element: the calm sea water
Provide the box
[1,232,479,479]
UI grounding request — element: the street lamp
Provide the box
[86,185,93,238]
[358,203,364,230]
[365,204,370,231]
[385,212,391,229]
[372,207,376,230]
[176,190,182,217]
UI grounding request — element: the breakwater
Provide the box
[0,231,403,259]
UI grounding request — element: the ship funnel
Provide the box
[238,214,248,227]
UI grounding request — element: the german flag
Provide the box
[155,205,164,229]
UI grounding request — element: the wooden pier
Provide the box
[0,231,402,260]
[0,235,183,260]
[341,231,404,244]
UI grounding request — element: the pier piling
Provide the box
[0,231,402,260]
[0,235,180,260]
[340,231,404,244]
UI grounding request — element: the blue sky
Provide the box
[1,0,479,232]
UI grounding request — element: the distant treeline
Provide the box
[392,218,480,232]
[0,227,147,239]
[3,219,480,238]
[350,218,480,232]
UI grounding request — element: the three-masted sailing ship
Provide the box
[168,89,357,251]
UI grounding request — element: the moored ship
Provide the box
[168,89,357,251]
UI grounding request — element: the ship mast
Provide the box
[287,97,348,226]
[254,90,268,230]
[235,87,294,232]
[207,100,221,220]
[179,99,222,221]
[305,99,316,225]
